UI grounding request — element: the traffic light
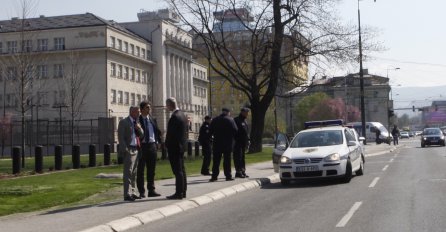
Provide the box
[388,109,394,117]
[412,105,415,112]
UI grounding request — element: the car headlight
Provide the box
[423,137,427,140]
[280,156,292,164]
[324,153,340,162]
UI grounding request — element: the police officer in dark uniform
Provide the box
[209,108,238,182]
[198,116,212,176]
[233,107,250,178]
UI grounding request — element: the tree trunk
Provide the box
[248,101,268,153]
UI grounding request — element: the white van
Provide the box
[347,122,392,144]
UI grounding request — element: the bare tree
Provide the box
[57,50,93,146]
[0,0,48,166]
[167,0,375,152]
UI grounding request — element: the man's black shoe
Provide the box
[148,191,161,197]
[183,192,187,198]
[235,173,245,178]
[166,194,183,200]
[124,196,136,201]
[131,194,142,199]
[201,172,212,176]
[226,177,235,181]
[243,173,249,178]
[139,194,146,199]
[209,177,218,182]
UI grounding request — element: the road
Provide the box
[128,138,446,232]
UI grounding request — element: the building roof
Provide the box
[0,13,148,42]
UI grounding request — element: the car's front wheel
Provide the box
[341,159,353,183]
[280,179,290,186]
[421,143,425,148]
[356,156,364,176]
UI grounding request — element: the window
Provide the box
[142,71,147,83]
[54,37,65,50]
[135,46,140,57]
[130,93,135,105]
[124,42,128,52]
[111,89,116,103]
[117,91,123,104]
[117,39,122,50]
[54,64,64,78]
[136,94,141,104]
[22,40,32,52]
[38,92,49,105]
[142,95,147,101]
[136,70,140,82]
[37,39,48,51]
[117,65,122,78]
[54,90,65,105]
[110,63,116,77]
[37,65,48,78]
[124,92,129,105]
[7,41,17,53]
[124,67,129,80]
[130,68,135,81]
[110,36,115,48]
[7,67,17,79]
[130,44,134,55]
[141,49,145,58]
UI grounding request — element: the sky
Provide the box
[1,0,445,109]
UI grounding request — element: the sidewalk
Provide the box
[0,143,397,232]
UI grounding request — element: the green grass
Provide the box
[0,147,272,216]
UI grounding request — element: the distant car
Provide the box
[421,128,445,147]
[400,131,409,139]
[409,131,414,137]
[415,131,422,136]
[278,120,365,185]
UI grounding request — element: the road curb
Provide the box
[78,174,279,232]
[365,146,398,158]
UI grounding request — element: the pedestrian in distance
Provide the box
[136,101,162,198]
[233,107,250,178]
[118,106,144,201]
[375,127,380,144]
[165,97,189,200]
[391,125,400,145]
[209,108,238,182]
[198,115,212,176]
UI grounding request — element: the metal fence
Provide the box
[0,117,115,157]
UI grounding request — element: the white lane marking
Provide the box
[389,158,394,162]
[369,177,380,188]
[382,165,389,171]
[336,202,363,227]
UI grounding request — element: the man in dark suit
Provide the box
[136,101,162,198]
[118,106,144,201]
[209,108,238,182]
[233,107,250,178]
[198,115,212,176]
[165,97,189,200]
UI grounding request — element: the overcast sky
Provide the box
[2,0,445,106]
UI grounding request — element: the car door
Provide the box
[345,128,360,169]
[272,133,289,172]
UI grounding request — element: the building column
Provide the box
[166,51,171,98]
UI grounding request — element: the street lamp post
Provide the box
[358,0,366,144]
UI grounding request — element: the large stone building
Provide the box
[0,9,208,143]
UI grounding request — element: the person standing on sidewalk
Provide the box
[209,108,238,182]
[198,115,212,176]
[165,97,189,200]
[391,125,400,145]
[136,101,162,198]
[233,107,250,178]
[118,106,144,201]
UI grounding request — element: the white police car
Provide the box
[279,120,365,185]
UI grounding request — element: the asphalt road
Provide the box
[128,138,446,232]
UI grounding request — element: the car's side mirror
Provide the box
[358,137,365,142]
[277,143,287,150]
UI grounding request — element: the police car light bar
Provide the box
[304,119,344,129]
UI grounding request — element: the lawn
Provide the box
[0,147,272,216]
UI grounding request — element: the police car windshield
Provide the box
[290,130,343,148]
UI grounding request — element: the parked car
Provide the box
[279,120,365,185]
[347,121,392,144]
[409,131,414,137]
[400,131,409,139]
[421,128,445,147]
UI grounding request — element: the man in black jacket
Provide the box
[233,107,250,178]
[165,97,189,199]
[198,115,212,176]
[136,101,162,198]
[209,108,238,182]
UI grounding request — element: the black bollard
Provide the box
[195,141,200,157]
[55,145,63,171]
[12,146,21,174]
[117,144,123,164]
[187,141,192,157]
[89,144,96,167]
[161,142,167,160]
[104,144,111,166]
[72,145,80,169]
[35,146,43,173]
